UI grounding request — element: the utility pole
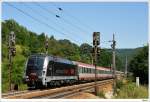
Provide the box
[90,53,94,65]
[45,34,48,54]
[8,31,16,91]
[111,33,116,95]
[93,32,100,95]
[125,56,128,77]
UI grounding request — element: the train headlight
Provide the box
[26,76,29,79]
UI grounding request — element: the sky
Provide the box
[2,2,148,48]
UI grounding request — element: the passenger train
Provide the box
[23,54,122,88]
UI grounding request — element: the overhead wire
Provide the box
[52,2,96,32]
[22,3,83,43]
[6,2,80,44]
[35,2,92,38]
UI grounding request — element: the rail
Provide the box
[3,79,113,99]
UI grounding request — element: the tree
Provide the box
[129,45,148,84]
[79,43,92,64]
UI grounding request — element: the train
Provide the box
[23,54,123,88]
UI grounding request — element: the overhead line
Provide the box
[35,2,92,37]
[52,3,96,31]
[23,3,86,43]
[6,3,80,44]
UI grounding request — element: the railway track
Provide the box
[3,79,113,99]
[2,89,42,98]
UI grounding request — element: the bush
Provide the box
[116,80,124,89]
[98,91,105,98]
[116,82,148,98]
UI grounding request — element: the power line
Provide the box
[35,2,92,37]
[22,3,87,43]
[52,3,96,32]
[6,2,80,44]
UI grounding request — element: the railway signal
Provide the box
[93,32,100,46]
[93,32,100,96]
[8,31,16,91]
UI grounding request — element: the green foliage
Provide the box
[116,82,148,98]
[116,80,124,89]
[79,43,92,64]
[129,45,148,84]
[98,91,105,98]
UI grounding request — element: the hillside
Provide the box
[115,48,143,69]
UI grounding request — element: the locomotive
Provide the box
[23,54,114,88]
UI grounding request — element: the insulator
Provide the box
[58,8,63,11]
[56,15,60,18]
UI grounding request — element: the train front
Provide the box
[23,55,45,88]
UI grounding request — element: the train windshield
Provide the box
[27,56,45,70]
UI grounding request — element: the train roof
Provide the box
[29,54,76,65]
[75,61,111,70]
[52,56,76,65]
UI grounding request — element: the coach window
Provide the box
[80,67,82,73]
[85,67,87,73]
[78,67,81,73]
[85,68,87,73]
[80,68,82,73]
[83,67,85,73]
[82,67,83,73]
[99,70,102,74]
[89,68,91,73]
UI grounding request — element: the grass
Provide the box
[2,83,28,93]
[97,91,105,98]
[115,80,148,99]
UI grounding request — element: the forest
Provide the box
[2,19,148,92]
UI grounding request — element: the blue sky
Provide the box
[2,2,148,48]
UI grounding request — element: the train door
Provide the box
[46,61,53,76]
